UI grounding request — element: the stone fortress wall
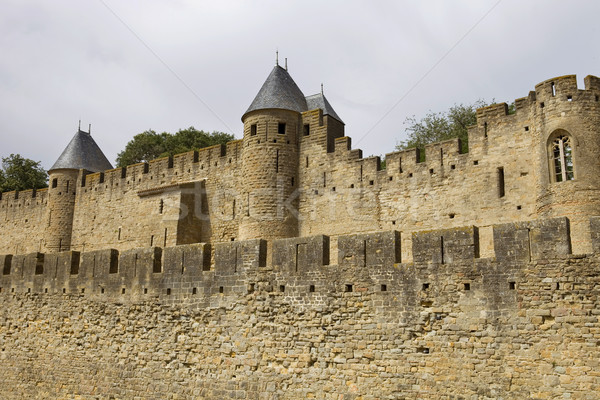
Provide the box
[0,188,48,254]
[0,217,599,398]
[1,70,600,398]
[3,74,600,259]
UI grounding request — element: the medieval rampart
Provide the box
[2,75,600,257]
[0,188,48,254]
[0,217,599,398]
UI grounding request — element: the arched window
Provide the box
[551,134,574,182]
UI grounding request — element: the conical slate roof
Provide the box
[243,65,308,120]
[50,129,113,172]
[305,92,344,124]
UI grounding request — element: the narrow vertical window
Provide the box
[497,167,505,198]
[552,135,574,182]
[306,156,309,168]
[551,82,556,97]
[303,124,310,136]
[66,180,70,193]
[276,150,279,173]
[164,228,167,247]
[52,178,58,188]
[159,199,164,214]
[250,124,257,136]
[118,228,121,240]
[278,122,286,134]
[484,122,488,138]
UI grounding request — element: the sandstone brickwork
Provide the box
[1,68,600,398]
[1,73,600,257]
[0,217,599,399]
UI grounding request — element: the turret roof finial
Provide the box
[78,120,81,131]
[321,83,324,95]
[285,58,288,71]
[276,49,279,66]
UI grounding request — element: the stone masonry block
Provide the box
[215,239,266,276]
[119,247,163,280]
[54,251,81,280]
[80,249,119,278]
[23,252,44,277]
[163,243,211,276]
[529,217,571,259]
[44,251,82,293]
[493,222,531,263]
[494,217,571,262]
[338,231,400,267]
[412,227,478,264]
[5,252,44,290]
[589,216,600,253]
[272,235,329,273]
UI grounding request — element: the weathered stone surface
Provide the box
[338,230,400,267]
[0,219,598,398]
[494,217,571,262]
[412,226,478,264]
[2,69,600,398]
[2,74,600,257]
[273,234,329,273]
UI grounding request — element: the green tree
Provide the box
[116,130,168,167]
[396,99,489,155]
[0,154,48,192]
[116,127,234,167]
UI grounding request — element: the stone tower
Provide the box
[531,75,600,252]
[44,126,113,252]
[238,64,305,241]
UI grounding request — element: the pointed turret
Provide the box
[239,61,345,241]
[50,129,113,173]
[242,65,308,121]
[239,64,307,241]
[44,126,112,253]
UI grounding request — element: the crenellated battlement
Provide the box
[78,139,243,193]
[3,70,600,399]
[0,187,47,203]
[0,216,585,302]
[2,73,600,261]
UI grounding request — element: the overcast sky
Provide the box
[1,0,599,170]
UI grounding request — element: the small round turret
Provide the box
[44,126,113,252]
[45,168,79,252]
[238,65,305,241]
